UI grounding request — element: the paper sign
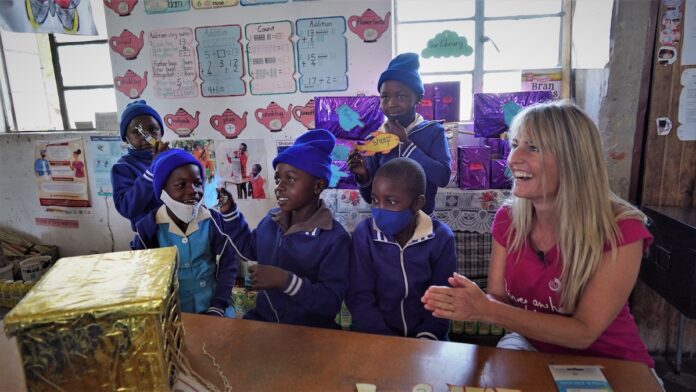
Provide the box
[296,17,348,92]
[421,30,473,59]
[682,0,696,65]
[548,365,611,392]
[355,132,400,156]
[34,139,91,208]
[522,69,562,100]
[35,218,79,229]
[150,28,199,98]
[246,21,296,95]
[144,0,191,14]
[90,136,127,196]
[678,68,696,140]
[193,0,238,9]
[196,25,246,97]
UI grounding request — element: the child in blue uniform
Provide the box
[347,158,457,340]
[133,149,237,317]
[111,100,170,233]
[348,53,451,215]
[220,129,351,329]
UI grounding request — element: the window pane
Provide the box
[485,0,561,17]
[397,21,475,73]
[65,88,117,128]
[396,0,475,22]
[422,74,473,121]
[59,44,113,86]
[572,0,612,68]
[483,17,560,71]
[483,71,522,93]
[55,0,108,42]
[1,31,62,130]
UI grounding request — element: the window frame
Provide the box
[48,34,113,130]
[393,0,570,120]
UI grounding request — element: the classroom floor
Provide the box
[654,355,696,391]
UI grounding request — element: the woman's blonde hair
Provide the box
[505,100,646,313]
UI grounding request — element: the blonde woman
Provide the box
[422,101,654,367]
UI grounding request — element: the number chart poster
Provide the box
[104,0,392,224]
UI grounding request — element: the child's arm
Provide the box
[111,163,157,222]
[413,231,457,340]
[216,190,257,261]
[269,231,351,320]
[348,150,379,205]
[207,211,239,316]
[345,230,393,335]
[402,123,451,187]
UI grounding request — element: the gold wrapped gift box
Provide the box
[3,247,182,391]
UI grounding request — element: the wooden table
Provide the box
[1,314,661,391]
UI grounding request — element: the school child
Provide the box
[346,157,457,340]
[249,163,266,199]
[111,100,170,232]
[348,52,451,215]
[220,129,351,329]
[133,149,237,317]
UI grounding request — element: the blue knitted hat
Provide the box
[152,149,204,201]
[119,100,164,142]
[377,53,424,97]
[272,129,335,182]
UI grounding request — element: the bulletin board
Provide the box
[103,0,392,224]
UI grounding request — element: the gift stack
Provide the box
[4,247,182,391]
[315,96,385,189]
[457,91,553,190]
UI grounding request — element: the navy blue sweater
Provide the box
[358,119,451,214]
[221,204,351,329]
[346,212,457,340]
[111,149,162,231]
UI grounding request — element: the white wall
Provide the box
[0,131,134,256]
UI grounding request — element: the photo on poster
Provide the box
[658,45,678,65]
[34,139,91,207]
[217,139,269,200]
[170,139,219,208]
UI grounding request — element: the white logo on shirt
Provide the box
[549,278,561,292]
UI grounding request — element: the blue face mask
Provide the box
[371,207,414,236]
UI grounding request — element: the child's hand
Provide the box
[347,150,368,182]
[248,264,289,290]
[152,140,170,159]
[385,120,409,143]
[216,187,235,213]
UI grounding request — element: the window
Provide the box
[394,0,565,121]
[0,0,115,131]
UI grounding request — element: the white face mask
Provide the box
[160,190,202,223]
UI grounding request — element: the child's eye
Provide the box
[380,96,389,101]
[274,177,280,185]
[528,145,540,152]
[510,143,518,149]
[287,176,295,183]
[397,94,407,101]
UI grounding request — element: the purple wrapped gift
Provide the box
[458,145,490,190]
[415,81,460,122]
[473,91,553,138]
[501,140,512,160]
[329,138,358,189]
[315,96,384,140]
[490,159,512,189]
[478,137,504,159]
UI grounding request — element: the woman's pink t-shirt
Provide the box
[492,207,654,368]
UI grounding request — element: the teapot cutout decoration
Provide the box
[255,102,293,132]
[292,99,315,129]
[114,70,148,99]
[211,109,248,139]
[348,9,391,43]
[103,0,138,16]
[164,108,200,138]
[109,30,144,60]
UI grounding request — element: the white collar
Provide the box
[155,205,211,237]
